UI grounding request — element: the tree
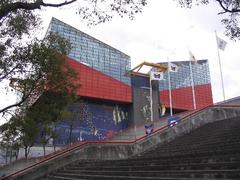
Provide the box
[0,0,147,117]
[19,116,39,158]
[0,117,22,163]
[0,91,77,160]
[0,32,78,116]
[66,101,94,144]
[26,91,77,156]
[177,0,240,40]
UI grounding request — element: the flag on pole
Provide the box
[215,31,226,101]
[216,35,227,51]
[187,48,197,109]
[150,71,164,81]
[189,50,197,63]
[168,62,179,72]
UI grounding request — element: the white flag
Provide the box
[150,71,164,81]
[168,62,178,72]
[216,35,227,51]
[189,50,197,63]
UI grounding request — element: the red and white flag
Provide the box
[189,50,197,63]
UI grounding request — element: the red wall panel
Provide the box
[66,57,132,103]
[160,84,213,110]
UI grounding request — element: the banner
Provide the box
[150,71,164,81]
[168,62,178,72]
[216,35,227,51]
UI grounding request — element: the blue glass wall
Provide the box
[157,60,211,90]
[47,18,131,85]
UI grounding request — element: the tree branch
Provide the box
[0,77,41,114]
[216,0,240,13]
[0,94,29,114]
[0,64,20,81]
[0,0,77,20]
[41,0,77,8]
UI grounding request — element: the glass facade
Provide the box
[158,60,211,90]
[47,18,131,85]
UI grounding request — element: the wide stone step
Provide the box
[173,129,240,139]
[145,147,240,157]
[143,147,240,158]
[164,127,240,144]
[47,173,235,180]
[68,161,240,171]
[147,138,240,152]
[75,154,240,168]
[133,157,240,165]
[52,169,240,179]
[145,150,240,159]
[156,137,240,148]
[144,135,240,145]
[45,176,85,180]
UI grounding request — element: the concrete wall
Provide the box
[9,107,240,180]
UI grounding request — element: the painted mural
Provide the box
[140,91,151,123]
[140,90,155,135]
[53,100,129,145]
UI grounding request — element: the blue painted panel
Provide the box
[131,75,159,91]
[131,75,149,88]
[53,100,129,145]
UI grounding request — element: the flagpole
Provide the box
[188,46,197,110]
[149,75,153,122]
[167,58,173,116]
[215,30,226,101]
[189,61,196,110]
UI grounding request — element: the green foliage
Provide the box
[177,0,209,8]
[0,91,77,158]
[3,10,38,38]
[0,117,22,161]
[76,0,147,25]
[0,31,78,115]
[28,92,77,125]
[19,117,39,153]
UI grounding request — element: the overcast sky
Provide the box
[1,0,240,123]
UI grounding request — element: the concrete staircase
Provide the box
[109,111,191,141]
[46,116,240,179]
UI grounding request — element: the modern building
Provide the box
[159,60,212,112]
[47,18,132,145]
[47,18,131,86]
[45,18,213,145]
